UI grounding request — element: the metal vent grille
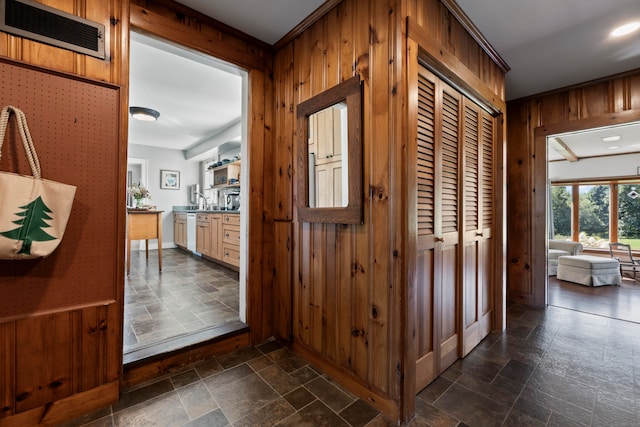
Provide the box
[0,0,105,59]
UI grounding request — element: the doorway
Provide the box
[543,120,640,322]
[124,31,249,362]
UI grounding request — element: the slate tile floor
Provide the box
[67,300,640,426]
[124,248,240,355]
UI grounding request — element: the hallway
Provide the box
[65,301,640,426]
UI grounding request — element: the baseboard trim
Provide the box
[0,382,118,427]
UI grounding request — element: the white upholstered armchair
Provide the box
[548,240,583,276]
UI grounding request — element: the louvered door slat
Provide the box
[482,115,494,229]
[441,91,458,234]
[417,76,436,236]
[464,105,479,231]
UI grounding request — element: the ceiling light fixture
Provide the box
[602,135,621,142]
[607,145,620,150]
[129,106,160,121]
[611,22,640,37]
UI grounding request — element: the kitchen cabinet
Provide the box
[221,213,240,268]
[203,159,241,208]
[214,162,241,188]
[308,103,345,208]
[210,214,221,260]
[196,213,212,257]
[173,212,187,248]
[192,212,239,270]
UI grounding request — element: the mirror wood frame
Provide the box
[296,75,363,224]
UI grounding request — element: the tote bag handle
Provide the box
[0,105,42,178]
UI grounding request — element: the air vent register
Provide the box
[0,0,105,59]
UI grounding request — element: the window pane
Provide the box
[551,185,572,239]
[579,185,609,248]
[618,183,640,250]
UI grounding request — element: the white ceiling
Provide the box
[174,0,326,45]
[456,0,640,101]
[548,121,640,161]
[130,0,640,159]
[128,32,243,154]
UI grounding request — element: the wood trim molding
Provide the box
[143,0,271,52]
[122,330,250,389]
[439,0,510,73]
[512,68,640,103]
[273,0,343,51]
[534,109,640,306]
[407,18,506,115]
[534,109,640,139]
[130,4,266,70]
[1,382,118,426]
[292,342,399,421]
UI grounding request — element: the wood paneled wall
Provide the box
[507,70,640,306]
[0,1,129,424]
[0,0,275,424]
[272,0,506,421]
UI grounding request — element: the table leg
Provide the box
[157,215,163,272]
[127,236,131,275]
[145,239,149,259]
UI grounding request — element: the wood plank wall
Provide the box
[0,0,274,424]
[0,1,129,424]
[272,0,506,421]
[507,70,640,306]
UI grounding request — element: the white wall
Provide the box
[128,143,200,248]
[549,153,640,181]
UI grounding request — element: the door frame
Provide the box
[129,5,273,346]
[532,109,640,306]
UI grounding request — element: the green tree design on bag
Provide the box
[0,196,56,255]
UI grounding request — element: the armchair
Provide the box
[609,242,640,280]
[548,240,583,276]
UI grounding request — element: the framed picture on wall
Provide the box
[160,169,180,189]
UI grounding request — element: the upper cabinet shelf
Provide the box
[205,161,241,188]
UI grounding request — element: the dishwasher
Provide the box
[186,213,198,254]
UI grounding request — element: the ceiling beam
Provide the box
[549,137,578,162]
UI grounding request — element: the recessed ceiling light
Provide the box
[129,106,160,121]
[602,135,621,142]
[611,22,640,37]
[607,145,620,150]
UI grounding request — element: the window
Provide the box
[618,183,640,250]
[551,185,572,239]
[578,185,609,247]
[551,181,640,250]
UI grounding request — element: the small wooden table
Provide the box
[127,209,163,275]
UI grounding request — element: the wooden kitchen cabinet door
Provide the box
[196,214,212,257]
[210,214,221,260]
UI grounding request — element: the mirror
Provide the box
[296,76,362,223]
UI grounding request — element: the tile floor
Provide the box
[66,300,640,426]
[124,248,240,355]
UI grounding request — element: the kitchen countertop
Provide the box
[172,206,239,214]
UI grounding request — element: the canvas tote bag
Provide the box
[0,105,76,260]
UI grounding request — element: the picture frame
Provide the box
[160,169,180,189]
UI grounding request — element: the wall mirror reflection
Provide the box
[296,75,363,223]
[308,101,348,208]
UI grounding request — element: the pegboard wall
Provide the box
[0,59,121,321]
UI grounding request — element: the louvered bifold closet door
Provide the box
[414,66,461,391]
[461,99,495,355]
